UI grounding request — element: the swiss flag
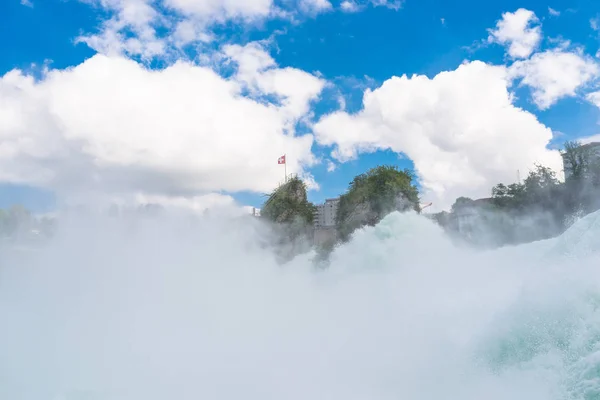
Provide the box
[278,155,286,164]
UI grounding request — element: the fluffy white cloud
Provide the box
[0,43,324,203]
[76,0,341,57]
[587,90,600,108]
[77,0,165,58]
[132,192,253,215]
[76,0,270,57]
[299,0,332,14]
[340,1,359,12]
[488,8,542,59]
[509,49,600,109]
[164,0,273,21]
[313,61,562,209]
[578,133,600,144]
[326,160,337,172]
[548,7,560,17]
[340,0,402,13]
[64,191,249,216]
[370,0,403,10]
[223,42,326,123]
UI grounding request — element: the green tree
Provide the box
[562,141,589,182]
[491,182,526,210]
[522,164,560,208]
[491,165,559,211]
[491,166,561,212]
[336,165,420,242]
[482,165,564,245]
[261,176,317,225]
[261,176,317,262]
[560,141,600,214]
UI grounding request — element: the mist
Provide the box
[1,209,600,400]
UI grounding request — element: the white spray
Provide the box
[1,210,599,400]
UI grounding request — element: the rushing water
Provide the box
[1,210,599,399]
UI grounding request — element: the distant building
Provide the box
[315,198,340,228]
[562,142,600,180]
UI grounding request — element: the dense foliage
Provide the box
[5,141,597,253]
[336,165,420,242]
[491,164,561,211]
[436,141,600,247]
[261,176,317,225]
[260,176,318,262]
[561,141,600,214]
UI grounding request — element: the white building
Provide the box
[315,198,340,228]
[562,142,600,180]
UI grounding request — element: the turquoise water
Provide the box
[0,210,599,399]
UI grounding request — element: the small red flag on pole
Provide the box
[278,155,287,182]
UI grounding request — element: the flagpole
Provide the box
[284,154,287,182]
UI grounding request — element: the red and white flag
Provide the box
[278,155,286,165]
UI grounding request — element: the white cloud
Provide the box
[299,0,333,14]
[65,191,248,216]
[75,0,340,57]
[591,18,599,31]
[75,0,261,57]
[326,160,337,172]
[20,0,33,7]
[172,20,214,47]
[340,0,402,12]
[548,7,560,17]
[313,61,562,209]
[488,8,542,59]
[370,0,403,10]
[587,90,600,108]
[76,0,165,58]
[0,43,324,203]
[340,1,360,12]
[509,49,600,109]
[132,192,251,216]
[578,133,600,144]
[164,0,274,21]
[223,42,326,122]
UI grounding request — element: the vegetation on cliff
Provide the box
[336,166,420,242]
[260,176,317,261]
[261,176,317,225]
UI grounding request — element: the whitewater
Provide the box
[1,210,600,400]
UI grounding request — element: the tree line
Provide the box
[261,141,600,253]
[3,140,596,251]
[260,166,421,260]
[433,140,600,247]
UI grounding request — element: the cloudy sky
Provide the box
[1,0,600,213]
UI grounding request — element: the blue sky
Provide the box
[1,0,600,213]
